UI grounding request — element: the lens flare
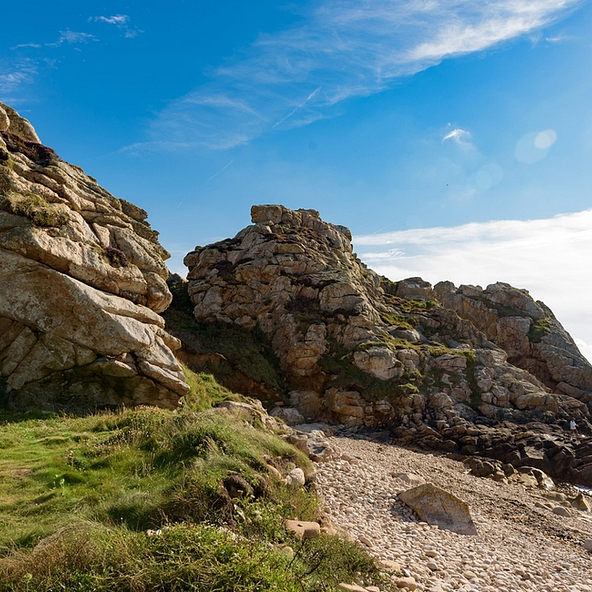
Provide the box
[515,129,557,164]
[534,129,557,149]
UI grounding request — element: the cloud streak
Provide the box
[0,63,36,101]
[146,0,581,150]
[353,208,592,362]
[442,127,474,149]
[90,15,141,38]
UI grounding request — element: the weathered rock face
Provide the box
[184,204,592,485]
[184,205,590,425]
[434,281,592,409]
[0,102,189,411]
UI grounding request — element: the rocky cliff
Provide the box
[183,204,592,485]
[0,102,189,411]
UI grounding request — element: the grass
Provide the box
[0,369,386,591]
[5,191,67,227]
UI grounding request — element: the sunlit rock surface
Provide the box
[184,204,592,485]
[0,102,188,411]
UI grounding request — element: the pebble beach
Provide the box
[315,435,592,592]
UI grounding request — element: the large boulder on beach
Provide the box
[399,483,478,535]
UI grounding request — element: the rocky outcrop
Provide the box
[0,102,188,411]
[185,205,589,424]
[183,204,592,485]
[434,281,592,410]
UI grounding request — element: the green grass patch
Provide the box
[0,520,383,592]
[398,299,437,313]
[0,370,385,590]
[379,312,416,331]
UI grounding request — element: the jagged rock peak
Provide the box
[250,204,353,240]
[0,103,188,412]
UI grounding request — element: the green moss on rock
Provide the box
[528,318,552,343]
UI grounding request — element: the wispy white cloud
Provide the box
[51,30,97,46]
[91,15,129,26]
[11,43,42,50]
[117,140,200,156]
[146,0,581,150]
[545,34,569,42]
[89,14,142,38]
[354,208,592,362]
[0,63,36,100]
[442,127,474,149]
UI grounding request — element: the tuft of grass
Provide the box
[0,520,384,592]
[6,191,67,227]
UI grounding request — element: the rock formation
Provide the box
[434,281,592,407]
[184,204,592,485]
[0,102,188,411]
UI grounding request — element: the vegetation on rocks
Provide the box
[163,280,286,397]
[5,191,67,227]
[0,368,384,591]
[528,317,552,343]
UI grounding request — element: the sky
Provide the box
[1,0,592,361]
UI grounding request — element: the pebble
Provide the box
[315,436,592,591]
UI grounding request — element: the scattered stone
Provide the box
[285,519,320,540]
[337,584,368,592]
[272,543,294,559]
[395,576,417,590]
[394,472,425,487]
[572,492,592,512]
[380,559,402,572]
[399,483,478,535]
[285,468,306,486]
[552,506,571,517]
[270,406,305,426]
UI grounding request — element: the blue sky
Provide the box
[2,0,592,360]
